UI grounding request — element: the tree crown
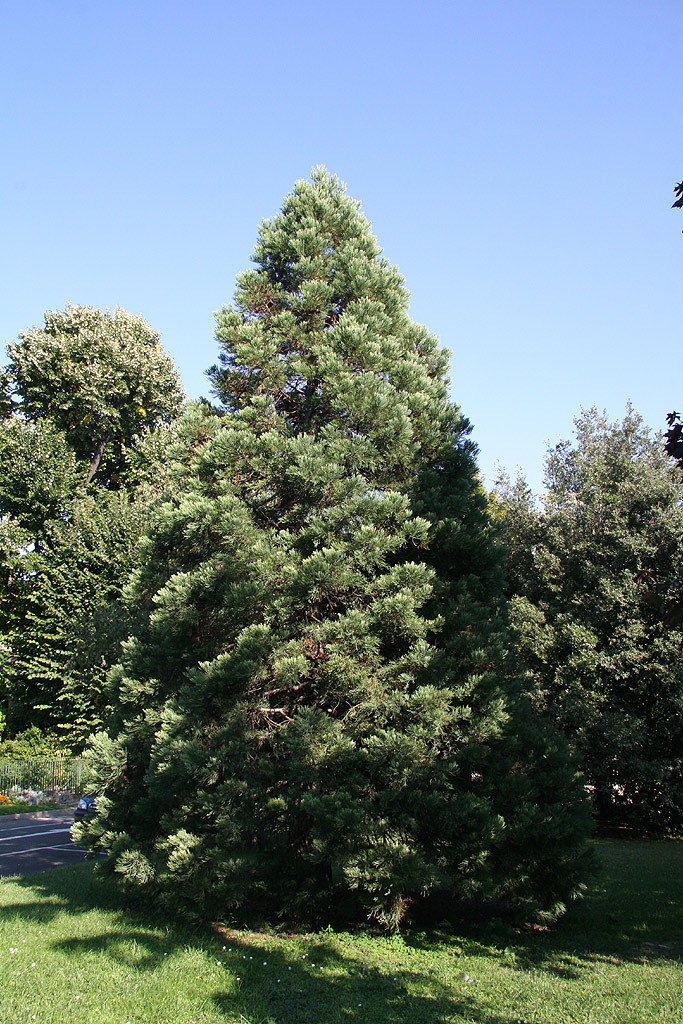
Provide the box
[5,304,184,486]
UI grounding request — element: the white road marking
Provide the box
[0,827,71,843]
[0,827,72,845]
[0,840,82,859]
[0,821,71,835]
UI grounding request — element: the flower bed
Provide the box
[7,786,74,805]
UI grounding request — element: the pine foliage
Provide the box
[79,171,591,929]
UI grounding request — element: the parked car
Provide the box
[74,795,96,822]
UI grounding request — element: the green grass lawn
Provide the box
[1,839,681,1024]
[0,800,65,815]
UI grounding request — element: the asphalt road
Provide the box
[0,809,90,877]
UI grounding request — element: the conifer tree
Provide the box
[79,171,591,929]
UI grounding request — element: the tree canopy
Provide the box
[0,305,184,741]
[5,305,184,487]
[664,411,683,469]
[495,406,683,831]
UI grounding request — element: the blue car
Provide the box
[74,795,96,822]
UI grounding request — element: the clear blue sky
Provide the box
[1,0,680,493]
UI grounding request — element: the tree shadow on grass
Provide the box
[209,936,519,1024]
[404,838,683,979]
[5,865,525,1024]
[4,838,681,1023]
[5,861,165,927]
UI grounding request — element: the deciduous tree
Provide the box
[0,307,184,740]
[6,305,183,487]
[495,407,683,831]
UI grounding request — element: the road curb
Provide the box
[0,808,76,822]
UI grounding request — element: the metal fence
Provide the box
[0,757,84,797]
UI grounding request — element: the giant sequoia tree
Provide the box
[79,171,591,930]
[495,407,683,831]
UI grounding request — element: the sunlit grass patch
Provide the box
[0,839,680,1023]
